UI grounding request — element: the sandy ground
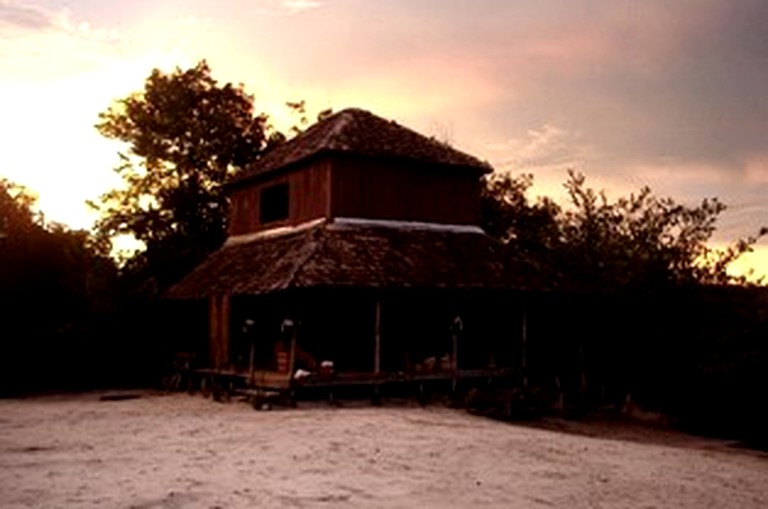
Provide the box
[1,392,766,508]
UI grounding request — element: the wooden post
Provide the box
[208,295,230,371]
[452,329,459,393]
[579,342,587,393]
[288,325,297,377]
[451,316,461,393]
[248,341,256,383]
[287,320,298,407]
[208,296,220,370]
[374,297,382,375]
[521,305,528,388]
[220,294,230,369]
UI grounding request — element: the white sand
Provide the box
[1,392,766,508]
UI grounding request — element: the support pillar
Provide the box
[208,294,230,371]
[451,315,462,393]
[374,296,382,375]
[288,323,297,376]
[243,318,256,382]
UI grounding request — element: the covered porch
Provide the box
[196,287,539,402]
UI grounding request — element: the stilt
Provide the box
[451,324,459,393]
[373,299,383,405]
[248,341,255,385]
[288,327,297,378]
[285,319,298,408]
[450,315,464,394]
[374,297,382,375]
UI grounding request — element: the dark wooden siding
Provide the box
[329,157,481,225]
[228,160,331,235]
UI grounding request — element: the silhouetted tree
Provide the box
[480,172,560,255]
[92,61,271,291]
[1,178,117,393]
[558,171,766,289]
[482,170,765,293]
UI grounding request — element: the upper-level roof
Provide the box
[233,108,492,185]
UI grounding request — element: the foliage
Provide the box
[481,170,765,292]
[480,172,560,254]
[92,61,270,290]
[0,178,39,238]
[1,178,118,394]
[283,100,334,137]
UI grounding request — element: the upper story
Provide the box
[226,108,492,237]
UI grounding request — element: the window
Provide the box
[260,183,289,223]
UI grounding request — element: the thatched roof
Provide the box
[233,108,492,186]
[167,220,549,299]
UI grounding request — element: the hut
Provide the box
[168,108,546,397]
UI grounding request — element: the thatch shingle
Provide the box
[167,221,547,299]
[232,108,492,187]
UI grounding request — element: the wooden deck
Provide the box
[189,366,517,394]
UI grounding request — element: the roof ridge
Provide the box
[231,107,491,186]
[319,108,355,150]
[224,218,325,246]
[282,224,327,290]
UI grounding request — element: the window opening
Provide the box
[260,183,289,223]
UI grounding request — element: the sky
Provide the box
[1,0,767,278]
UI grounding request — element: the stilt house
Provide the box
[169,108,542,392]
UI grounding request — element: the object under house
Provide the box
[169,108,544,396]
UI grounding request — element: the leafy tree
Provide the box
[92,61,271,290]
[480,172,560,254]
[482,170,765,292]
[1,179,49,297]
[0,177,39,239]
[1,178,117,394]
[284,100,334,136]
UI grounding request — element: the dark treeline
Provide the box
[0,180,198,393]
[1,178,117,392]
[1,61,766,447]
[479,172,768,447]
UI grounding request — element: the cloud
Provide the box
[0,1,56,30]
[0,5,220,229]
[744,154,768,185]
[485,124,596,174]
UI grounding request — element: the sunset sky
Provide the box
[1,0,767,278]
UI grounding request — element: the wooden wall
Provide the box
[329,157,481,225]
[228,160,331,236]
[228,155,483,236]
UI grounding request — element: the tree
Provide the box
[92,61,271,290]
[1,177,117,394]
[0,178,39,239]
[480,172,560,254]
[481,170,765,292]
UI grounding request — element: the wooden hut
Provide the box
[168,108,545,397]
